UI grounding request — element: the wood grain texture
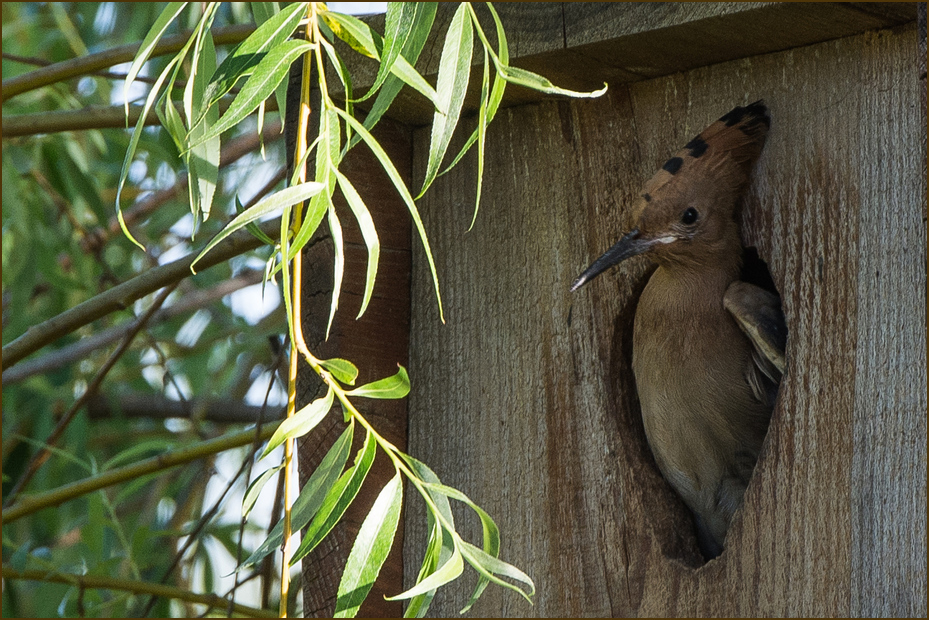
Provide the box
[338,3,916,126]
[403,22,925,618]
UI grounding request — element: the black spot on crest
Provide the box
[643,193,652,202]
[662,157,683,174]
[719,105,747,127]
[685,136,709,158]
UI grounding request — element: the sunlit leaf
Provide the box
[334,169,379,317]
[334,471,404,617]
[346,365,410,400]
[458,540,535,605]
[187,26,219,221]
[325,202,344,340]
[418,3,473,198]
[242,464,283,520]
[497,64,607,98]
[358,2,436,143]
[405,521,456,618]
[241,421,354,569]
[320,358,359,385]
[261,387,334,458]
[387,540,463,601]
[290,429,376,565]
[332,107,445,322]
[192,39,313,148]
[202,2,306,112]
[355,2,416,102]
[190,181,324,272]
[123,2,187,117]
[321,11,440,110]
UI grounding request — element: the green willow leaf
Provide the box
[320,357,359,385]
[241,420,354,569]
[187,26,219,221]
[201,2,306,113]
[355,1,415,103]
[420,482,501,611]
[122,2,187,117]
[418,3,473,198]
[458,540,535,604]
[334,471,404,618]
[190,181,324,272]
[325,202,344,340]
[235,194,277,245]
[290,429,377,565]
[334,169,379,318]
[387,540,463,601]
[332,107,445,322]
[116,52,183,250]
[321,11,440,110]
[497,64,607,98]
[357,2,436,145]
[192,39,313,148]
[346,365,409,400]
[242,464,283,520]
[261,387,334,458]
[405,521,456,618]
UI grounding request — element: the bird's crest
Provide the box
[639,100,770,207]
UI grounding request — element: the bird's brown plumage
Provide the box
[572,101,784,559]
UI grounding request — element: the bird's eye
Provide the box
[681,207,699,225]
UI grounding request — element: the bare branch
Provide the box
[2,217,287,371]
[86,391,283,424]
[3,270,264,384]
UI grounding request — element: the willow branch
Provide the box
[1,568,276,618]
[1,24,255,103]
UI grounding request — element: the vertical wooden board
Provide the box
[851,26,927,618]
[404,23,924,619]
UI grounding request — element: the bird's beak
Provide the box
[570,229,653,291]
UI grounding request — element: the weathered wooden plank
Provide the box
[403,21,925,618]
[341,3,917,126]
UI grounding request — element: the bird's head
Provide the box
[571,101,770,291]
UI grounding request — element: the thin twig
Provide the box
[4,282,179,505]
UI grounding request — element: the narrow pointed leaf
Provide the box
[346,365,409,400]
[193,40,313,147]
[418,3,472,198]
[440,2,508,177]
[242,464,283,520]
[261,388,334,458]
[386,542,463,601]
[320,358,359,385]
[334,471,404,617]
[459,540,535,603]
[241,421,353,569]
[332,107,445,322]
[290,429,377,565]
[321,11,440,109]
[335,170,379,317]
[498,64,607,98]
[355,2,415,102]
[325,203,344,340]
[116,54,182,250]
[191,181,324,272]
[202,2,306,109]
[399,454,454,529]
[123,2,187,117]
[188,28,219,221]
[356,2,436,145]
[405,521,456,618]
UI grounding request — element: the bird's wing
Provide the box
[724,281,787,405]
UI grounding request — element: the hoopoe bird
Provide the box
[571,101,786,559]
